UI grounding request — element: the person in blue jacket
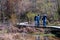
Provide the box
[42,14,47,27]
[34,14,40,27]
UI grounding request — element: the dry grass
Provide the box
[0,33,60,40]
[0,25,60,40]
[0,33,35,40]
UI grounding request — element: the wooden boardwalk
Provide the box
[16,22,60,29]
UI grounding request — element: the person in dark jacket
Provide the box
[42,14,47,27]
[34,14,40,27]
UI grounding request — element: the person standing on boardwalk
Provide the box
[42,14,47,27]
[34,14,40,27]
